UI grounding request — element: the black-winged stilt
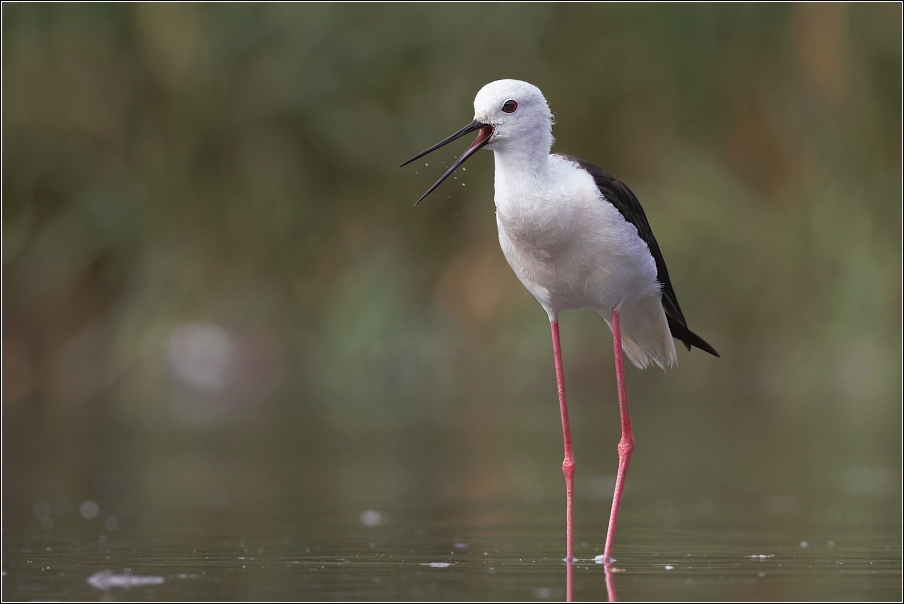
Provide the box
[402,79,718,582]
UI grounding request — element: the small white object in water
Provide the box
[80,500,100,520]
[87,572,164,590]
[664,565,674,570]
[422,562,451,568]
[748,554,774,559]
[800,541,808,548]
[360,510,383,526]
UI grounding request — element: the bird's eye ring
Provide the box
[502,100,518,114]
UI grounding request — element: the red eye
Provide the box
[502,100,518,114]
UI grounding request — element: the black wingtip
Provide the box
[668,316,719,358]
[681,329,722,359]
[696,340,720,358]
[686,333,720,358]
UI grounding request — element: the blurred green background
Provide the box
[2,1,900,573]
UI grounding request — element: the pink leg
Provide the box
[550,321,576,577]
[603,308,634,564]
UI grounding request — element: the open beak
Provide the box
[400,120,494,205]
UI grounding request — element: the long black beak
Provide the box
[400,120,494,205]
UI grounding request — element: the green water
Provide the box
[3,508,899,601]
[3,404,900,601]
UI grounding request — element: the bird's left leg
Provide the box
[603,307,634,564]
[550,320,576,567]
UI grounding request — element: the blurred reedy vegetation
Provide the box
[2,4,900,519]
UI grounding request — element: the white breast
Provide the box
[494,155,659,317]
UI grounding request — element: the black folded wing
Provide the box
[560,154,719,357]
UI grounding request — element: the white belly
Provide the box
[499,222,658,314]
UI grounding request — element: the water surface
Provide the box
[4,470,900,600]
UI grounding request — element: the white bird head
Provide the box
[473,79,554,153]
[401,79,554,205]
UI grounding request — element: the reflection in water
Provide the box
[592,556,619,602]
[566,557,573,601]
[604,562,617,602]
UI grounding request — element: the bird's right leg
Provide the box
[603,308,635,564]
[550,320,576,569]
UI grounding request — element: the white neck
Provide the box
[491,127,554,200]
[493,144,550,179]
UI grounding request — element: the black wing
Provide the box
[560,154,719,357]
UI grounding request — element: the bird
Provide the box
[401,79,718,579]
